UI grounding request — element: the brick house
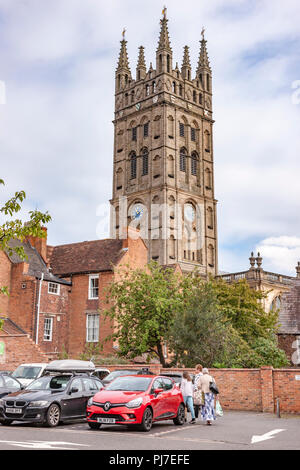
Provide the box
[0,236,71,363]
[0,228,148,367]
[48,231,148,358]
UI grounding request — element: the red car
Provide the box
[86,375,185,432]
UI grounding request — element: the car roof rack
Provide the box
[42,359,95,375]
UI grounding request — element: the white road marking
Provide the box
[251,429,286,444]
[0,440,89,450]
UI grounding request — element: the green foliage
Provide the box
[57,345,69,360]
[78,342,103,361]
[168,281,243,368]
[168,275,289,369]
[103,261,183,367]
[212,278,279,342]
[102,261,289,370]
[241,337,289,368]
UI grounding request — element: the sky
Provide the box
[0,0,300,276]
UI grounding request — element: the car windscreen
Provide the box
[11,366,42,380]
[26,375,71,391]
[104,370,139,381]
[106,376,152,392]
[26,376,52,390]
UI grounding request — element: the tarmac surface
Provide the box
[0,410,299,452]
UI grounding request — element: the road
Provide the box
[0,411,299,452]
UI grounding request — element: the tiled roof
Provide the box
[278,281,300,334]
[0,317,26,335]
[6,239,70,285]
[49,239,125,277]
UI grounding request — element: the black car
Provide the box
[102,368,154,386]
[0,373,103,427]
[0,374,23,398]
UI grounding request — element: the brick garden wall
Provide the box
[0,335,50,371]
[98,364,300,414]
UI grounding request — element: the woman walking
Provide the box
[198,368,217,425]
[193,364,203,420]
[180,371,196,424]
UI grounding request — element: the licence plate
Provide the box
[6,408,22,414]
[97,417,116,424]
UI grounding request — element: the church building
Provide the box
[110,10,218,276]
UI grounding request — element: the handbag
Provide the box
[209,380,219,395]
[193,388,203,405]
[216,399,223,417]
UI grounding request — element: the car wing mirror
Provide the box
[154,388,164,396]
[70,387,79,394]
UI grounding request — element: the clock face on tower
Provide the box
[131,204,144,220]
[184,203,195,222]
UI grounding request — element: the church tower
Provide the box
[110,11,218,276]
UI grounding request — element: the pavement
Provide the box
[0,411,299,453]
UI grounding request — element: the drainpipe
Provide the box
[35,272,44,345]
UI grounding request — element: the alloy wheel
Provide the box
[139,407,153,432]
[46,404,60,427]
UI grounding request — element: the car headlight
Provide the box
[126,398,143,409]
[28,401,49,408]
[0,399,4,407]
[87,397,94,407]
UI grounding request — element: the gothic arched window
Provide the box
[179,84,183,96]
[180,148,187,172]
[207,206,214,229]
[205,168,212,189]
[169,235,176,260]
[159,55,162,73]
[191,152,198,176]
[206,74,210,92]
[208,244,215,267]
[142,148,149,176]
[204,130,211,152]
[130,152,137,180]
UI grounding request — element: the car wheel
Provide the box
[0,419,13,426]
[173,403,185,426]
[45,403,61,427]
[138,407,153,432]
[88,422,102,430]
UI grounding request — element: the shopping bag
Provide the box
[216,399,223,417]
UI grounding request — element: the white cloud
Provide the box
[0,0,300,272]
[256,236,300,275]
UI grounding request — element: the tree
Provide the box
[167,280,243,368]
[103,261,183,367]
[212,278,279,343]
[168,275,289,368]
[0,178,51,329]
